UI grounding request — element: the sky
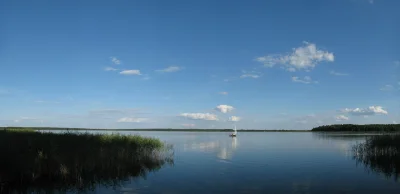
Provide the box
[0,0,399,129]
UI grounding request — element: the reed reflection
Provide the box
[0,129,174,193]
[352,135,400,181]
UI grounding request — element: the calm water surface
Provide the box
[40,131,400,194]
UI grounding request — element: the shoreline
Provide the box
[2,124,400,132]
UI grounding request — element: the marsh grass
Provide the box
[353,135,400,181]
[0,129,173,193]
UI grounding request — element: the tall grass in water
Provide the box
[0,129,173,193]
[353,135,400,181]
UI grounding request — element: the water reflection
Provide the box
[0,131,174,193]
[184,137,238,160]
[312,133,368,157]
[312,132,377,141]
[352,135,400,181]
[292,181,311,194]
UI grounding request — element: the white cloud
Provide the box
[110,57,120,65]
[119,70,142,75]
[256,42,334,72]
[181,123,195,127]
[240,74,260,79]
[104,67,118,71]
[117,117,148,123]
[223,78,235,82]
[240,70,262,79]
[291,76,318,84]
[335,115,349,121]
[156,66,181,73]
[380,85,394,91]
[229,116,241,122]
[369,0,374,4]
[215,105,234,113]
[219,91,228,95]
[341,106,388,116]
[180,113,219,121]
[330,70,349,76]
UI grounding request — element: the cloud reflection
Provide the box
[184,137,239,160]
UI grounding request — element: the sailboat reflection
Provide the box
[217,137,238,160]
[183,136,239,160]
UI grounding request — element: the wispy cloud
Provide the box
[215,105,235,113]
[296,120,308,124]
[256,41,334,72]
[14,117,44,123]
[291,76,318,84]
[335,115,349,121]
[223,77,237,82]
[240,74,260,79]
[380,85,394,91]
[181,123,195,127]
[104,67,118,71]
[117,117,148,123]
[110,57,121,65]
[394,60,400,66]
[341,106,388,116]
[120,70,142,75]
[156,66,182,73]
[229,116,241,122]
[368,0,374,4]
[330,70,349,76]
[240,70,262,79]
[142,74,151,80]
[180,113,219,121]
[219,91,228,95]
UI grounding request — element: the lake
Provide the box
[36,131,400,194]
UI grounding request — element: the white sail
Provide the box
[233,125,237,135]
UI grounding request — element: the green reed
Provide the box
[0,129,173,193]
[353,135,400,181]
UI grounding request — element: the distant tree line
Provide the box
[0,127,310,132]
[312,124,400,132]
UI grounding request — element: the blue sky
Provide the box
[1,0,399,129]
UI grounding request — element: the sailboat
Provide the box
[229,125,237,137]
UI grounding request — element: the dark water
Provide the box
[32,131,400,193]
